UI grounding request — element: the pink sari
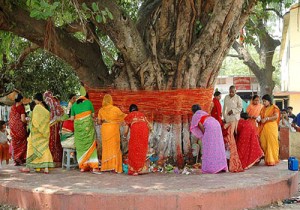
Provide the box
[190,110,228,174]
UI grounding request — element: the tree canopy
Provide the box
[0,0,258,91]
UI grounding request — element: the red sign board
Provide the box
[233,77,251,90]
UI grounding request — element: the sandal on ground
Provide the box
[44,168,49,174]
[20,168,30,173]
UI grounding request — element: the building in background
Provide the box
[278,3,300,114]
[215,76,260,112]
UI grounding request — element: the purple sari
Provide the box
[190,110,228,174]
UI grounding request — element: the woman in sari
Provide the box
[9,93,27,166]
[259,94,280,166]
[246,95,263,135]
[210,91,223,125]
[70,88,99,173]
[0,121,10,167]
[190,104,228,174]
[44,91,64,167]
[98,94,126,173]
[22,93,54,173]
[124,104,150,176]
[236,113,264,169]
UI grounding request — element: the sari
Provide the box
[124,111,149,175]
[0,131,10,164]
[98,94,126,173]
[26,104,54,169]
[9,104,27,165]
[190,110,228,174]
[259,104,280,166]
[236,119,264,169]
[44,91,64,166]
[71,97,99,171]
[223,123,244,172]
[60,120,75,149]
[211,98,223,125]
[246,102,263,135]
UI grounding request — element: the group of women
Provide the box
[191,93,280,174]
[8,87,280,176]
[9,93,55,173]
[8,88,150,176]
[70,91,150,175]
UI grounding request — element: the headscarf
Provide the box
[190,110,209,139]
[79,86,86,97]
[102,94,113,107]
[43,91,64,120]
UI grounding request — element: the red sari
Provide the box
[9,104,27,165]
[124,111,149,175]
[236,119,264,169]
[211,98,223,125]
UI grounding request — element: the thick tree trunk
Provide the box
[0,0,257,165]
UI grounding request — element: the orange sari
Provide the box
[259,105,280,166]
[98,94,126,173]
[246,102,263,135]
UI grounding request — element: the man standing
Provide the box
[223,85,243,131]
[222,85,243,172]
[287,106,296,120]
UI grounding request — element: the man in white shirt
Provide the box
[223,85,243,133]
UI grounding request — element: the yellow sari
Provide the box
[98,94,126,173]
[259,104,280,166]
[26,104,54,169]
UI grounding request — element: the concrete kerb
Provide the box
[0,161,298,210]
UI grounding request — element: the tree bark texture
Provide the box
[0,0,257,165]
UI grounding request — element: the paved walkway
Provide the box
[0,161,298,210]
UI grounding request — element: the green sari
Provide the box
[71,97,99,170]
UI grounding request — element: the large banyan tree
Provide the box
[0,0,259,165]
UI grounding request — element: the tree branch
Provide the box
[85,0,149,70]
[0,0,111,87]
[232,41,262,78]
[265,8,283,18]
[227,54,243,58]
[136,0,161,34]
[10,44,39,70]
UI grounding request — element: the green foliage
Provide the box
[81,3,113,24]
[195,21,203,35]
[221,49,252,76]
[5,49,80,101]
[0,32,28,68]
[26,0,60,20]
[117,0,141,21]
